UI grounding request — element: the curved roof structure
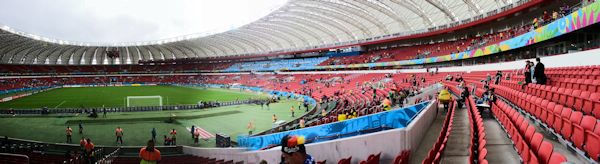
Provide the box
[0,0,527,65]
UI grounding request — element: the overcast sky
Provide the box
[0,0,287,44]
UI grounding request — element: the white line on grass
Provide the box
[54,100,66,109]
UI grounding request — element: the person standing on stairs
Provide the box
[533,57,547,85]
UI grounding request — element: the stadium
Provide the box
[0,0,599,163]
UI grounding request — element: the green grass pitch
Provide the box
[0,85,264,109]
[0,86,310,147]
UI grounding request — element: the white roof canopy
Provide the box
[0,0,523,65]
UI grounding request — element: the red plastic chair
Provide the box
[530,133,544,153]
[569,111,583,124]
[547,152,567,164]
[581,116,597,132]
[538,141,554,164]
[584,131,600,162]
[338,156,351,164]
[525,125,536,142]
[572,124,586,150]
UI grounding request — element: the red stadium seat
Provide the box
[531,133,544,153]
[525,125,536,142]
[548,152,567,164]
[581,116,597,132]
[572,125,585,150]
[584,131,600,161]
[478,148,487,161]
[338,156,351,164]
[538,141,554,164]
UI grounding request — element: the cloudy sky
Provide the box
[0,0,287,44]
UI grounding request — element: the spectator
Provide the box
[247,120,255,135]
[190,125,195,138]
[459,86,470,109]
[115,127,124,145]
[170,129,177,145]
[151,128,157,142]
[84,138,95,163]
[193,129,200,144]
[280,135,315,164]
[494,71,503,85]
[290,106,295,117]
[65,126,73,143]
[533,57,547,85]
[524,61,533,85]
[438,87,451,113]
[79,137,87,150]
[79,121,84,134]
[163,135,171,146]
[299,118,305,128]
[140,140,161,164]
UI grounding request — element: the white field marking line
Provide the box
[54,100,67,109]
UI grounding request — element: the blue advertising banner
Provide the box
[237,101,430,150]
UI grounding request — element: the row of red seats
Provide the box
[465,95,489,164]
[548,78,600,93]
[0,62,234,74]
[493,82,600,162]
[530,83,599,118]
[545,66,600,80]
[422,99,456,164]
[491,100,567,164]
[335,152,381,164]
[498,80,600,119]
[511,65,600,83]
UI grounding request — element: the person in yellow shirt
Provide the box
[382,98,392,111]
[273,114,278,123]
[321,109,327,117]
[438,88,452,113]
[337,113,347,122]
[247,120,255,135]
[290,106,295,117]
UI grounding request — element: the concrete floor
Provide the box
[440,106,471,164]
[409,109,445,164]
[483,117,521,164]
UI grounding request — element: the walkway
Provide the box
[440,104,471,163]
[483,116,521,163]
[408,105,445,164]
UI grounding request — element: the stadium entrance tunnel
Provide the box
[237,101,431,150]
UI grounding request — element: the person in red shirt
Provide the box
[169,129,177,145]
[84,138,95,162]
[193,129,200,145]
[65,126,73,143]
[140,140,161,164]
[163,135,171,146]
[79,137,87,150]
[115,127,124,145]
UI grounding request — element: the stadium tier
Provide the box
[1,0,600,163]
